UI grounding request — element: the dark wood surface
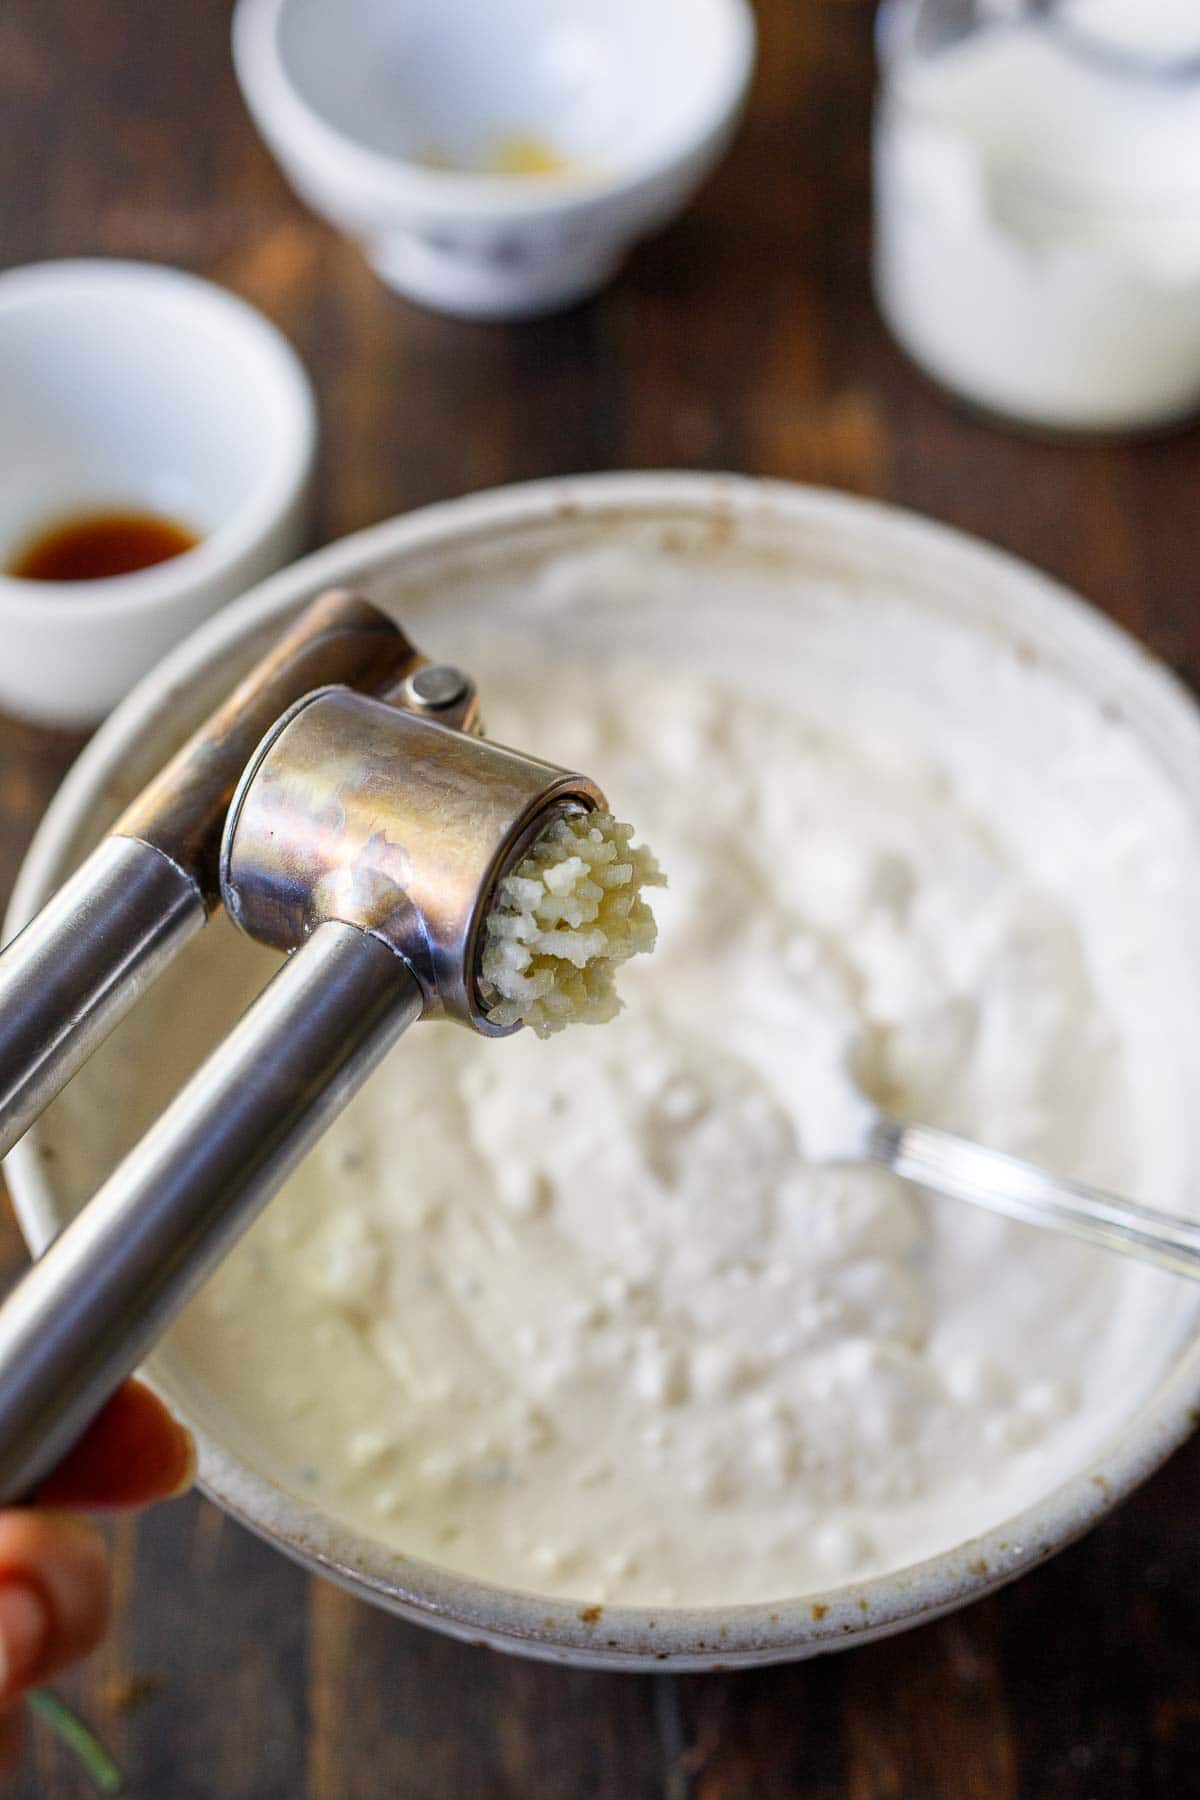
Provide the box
[4,1,1200,1794]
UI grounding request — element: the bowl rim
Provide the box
[0,259,317,621]
[8,470,1200,1669]
[232,0,758,220]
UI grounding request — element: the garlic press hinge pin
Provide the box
[393,663,480,734]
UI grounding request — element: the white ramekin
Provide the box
[232,0,756,319]
[0,260,316,727]
[8,473,1200,1669]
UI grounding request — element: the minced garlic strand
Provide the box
[480,810,665,1036]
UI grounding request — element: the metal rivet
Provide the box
[406,665,470,709]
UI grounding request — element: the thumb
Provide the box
[33,1380,195,1512]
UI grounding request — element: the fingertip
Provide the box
[36,1380,196,1511]
[0,1514,108,1694]
[0,1584,49,1703]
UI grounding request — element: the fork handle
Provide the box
[869,1118,1200,1281]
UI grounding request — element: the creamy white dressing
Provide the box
[157,602,1199,1607]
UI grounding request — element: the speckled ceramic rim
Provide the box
[8,473,1200,1670]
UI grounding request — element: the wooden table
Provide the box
[4,1,1200,1793]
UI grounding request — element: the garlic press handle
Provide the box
[0,919,421,1505]
[0,836,204,1162]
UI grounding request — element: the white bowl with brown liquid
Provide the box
[0,259,315,727]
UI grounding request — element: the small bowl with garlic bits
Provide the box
[233,0,756,319]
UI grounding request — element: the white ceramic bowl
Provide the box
[9,474,1200,1669]
[0,260,316,727]
[232,0,756,319]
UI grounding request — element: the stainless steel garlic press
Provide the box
[0,591,605,1502]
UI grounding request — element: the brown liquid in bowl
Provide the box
[9,510,200,582]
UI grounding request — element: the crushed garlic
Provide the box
[480,810,664,1036]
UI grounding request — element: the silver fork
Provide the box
[863,1113,1200,1280]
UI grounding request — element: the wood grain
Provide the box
[3,1,1200,1794]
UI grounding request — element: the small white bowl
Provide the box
[9,474,1200,1669]
[232,0,756,319]
[0,260,316,727]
